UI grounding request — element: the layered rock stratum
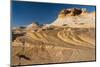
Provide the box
[12,8,96,66]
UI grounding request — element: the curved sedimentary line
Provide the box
[26,32,40,40]
[78,35,95,46]
[26,32,46,41]
[35,32,44,38]
[27,32,51,45]
[57,30,94,48]
[64,30,95,47]
[69,30,94,44]
[70,32,95,47]
[44,31,77,48]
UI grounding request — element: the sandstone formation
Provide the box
[26,22,40,32]
[11,8,96,66]
[51,8,95,28]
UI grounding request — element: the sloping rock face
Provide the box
[26,22,40,31]
[12,8,96,66]
[51,8,95,28]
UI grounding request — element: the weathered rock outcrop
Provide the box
[52,8,95,28]
[59,8,85,17]
[26,22,40,31]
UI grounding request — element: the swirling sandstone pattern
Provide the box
[12,8,96,66]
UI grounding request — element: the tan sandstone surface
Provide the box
[11,8,96,66]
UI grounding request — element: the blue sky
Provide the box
[11,1,96,27]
